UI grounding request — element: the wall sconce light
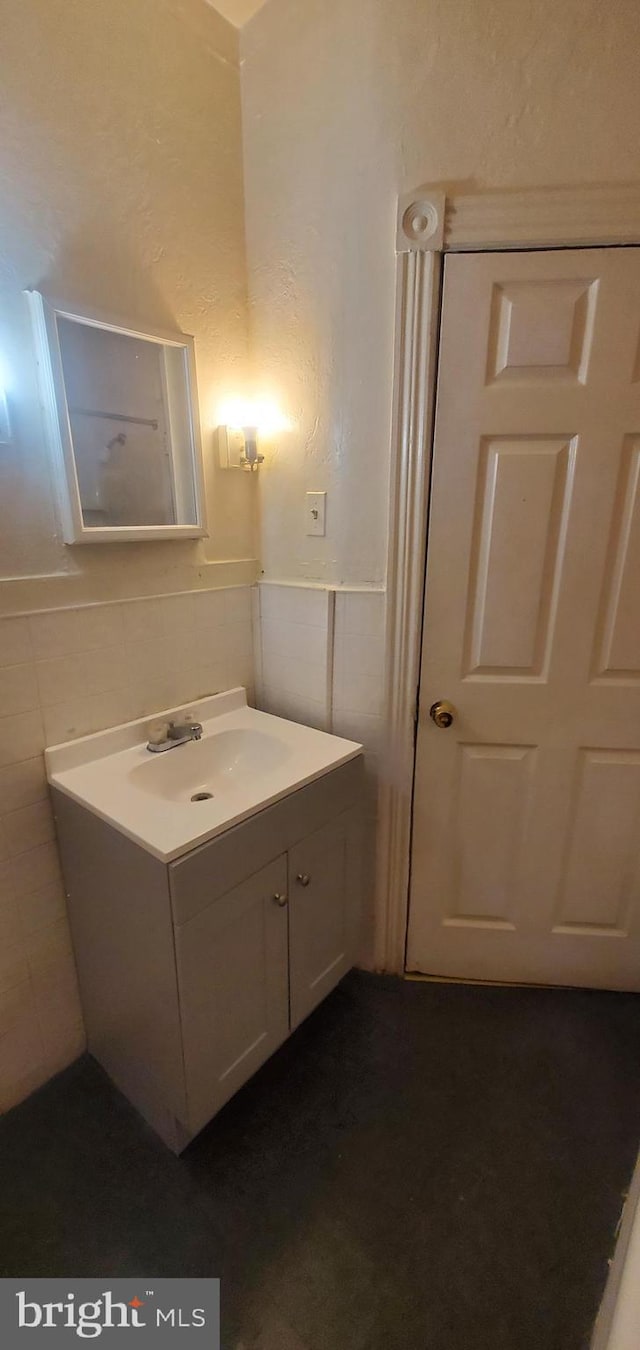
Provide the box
[216,397,288,473]
[217,423,264,473]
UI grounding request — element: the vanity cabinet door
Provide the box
[175,855,290,1135]
[288,809,362,1030]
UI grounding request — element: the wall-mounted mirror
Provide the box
[27,292,206,544]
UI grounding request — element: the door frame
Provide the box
[376,182,640,975]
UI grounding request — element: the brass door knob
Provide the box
[296,873,311,887]
[273,892,288,907]
[429,700,456,728]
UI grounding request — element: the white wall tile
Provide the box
[11,840,62,900]
[259,583,329,627]
[251,587,263,702]
[0,663,39,716]
[333,593,386,721]
[72,604,125,653]
[195,625,223,667]
[0,1002,45,1112]
[158,592,197,635]
[128,673,189,722]
[332,710,384,760]
[126,636,182,686]
[0,897,23,949]
[0,939,29,996]
[36,645,127,707]
[43,689,135,748]
[0,858,15,905]
[28,918,78,996]
[225,586,253,626]
[0,617,33,668]
[3,799,56,858]
[261,684,327,732]
[121,597,166,644]
[257,584,332,731]
[0,757,48,815]
[333,667,384,719]
[29,609,84,661]
[0,978,33,1036]
[335,590,386,637]
[224,619,253,661]
[19,881,67,938]
[0,710,45,769]
[192,588,228,630]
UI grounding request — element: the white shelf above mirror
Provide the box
[26,291,207,544]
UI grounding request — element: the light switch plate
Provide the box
[306,491,326,536]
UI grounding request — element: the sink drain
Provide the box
[191,791,214,802]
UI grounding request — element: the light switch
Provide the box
[306,491,326,536]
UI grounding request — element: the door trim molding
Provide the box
[397,181,640,253]
[375,248,441,972]
[378,181,640,975]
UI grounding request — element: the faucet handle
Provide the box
[147,718,170,746]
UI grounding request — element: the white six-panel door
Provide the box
[407,248,640,990]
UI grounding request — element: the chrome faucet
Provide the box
[146,718,203,754]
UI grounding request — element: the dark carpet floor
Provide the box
[1,971,640,1349]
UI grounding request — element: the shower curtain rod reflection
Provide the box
[68,406,159,430]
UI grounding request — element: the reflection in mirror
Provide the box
[27,292,206,544]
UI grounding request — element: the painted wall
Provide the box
[240,0,640,585]
[0,0,256,613]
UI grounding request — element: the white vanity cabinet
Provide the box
[52,755,364,1152]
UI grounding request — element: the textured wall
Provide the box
[241,0,640,585]
[0,0,256,608]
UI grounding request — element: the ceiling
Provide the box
[206,0,268,27]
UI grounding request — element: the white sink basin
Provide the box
[129,726,290,802]
[45,688,362,861]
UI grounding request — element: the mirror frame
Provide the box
[26,291,207,544]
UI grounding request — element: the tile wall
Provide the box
[257,584,334,730]
[0,586,254,1113]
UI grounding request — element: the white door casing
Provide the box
[406,247,640,989]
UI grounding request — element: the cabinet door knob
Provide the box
[296,873,311,887]
[272,892,288,907]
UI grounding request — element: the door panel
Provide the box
[553,751,640,934]
[595,435,640,678]
[175,855,289,1133]
[465,436,575,676]
[288,811,358,1028]
[447,743,535,928]
[407,247,640,990]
